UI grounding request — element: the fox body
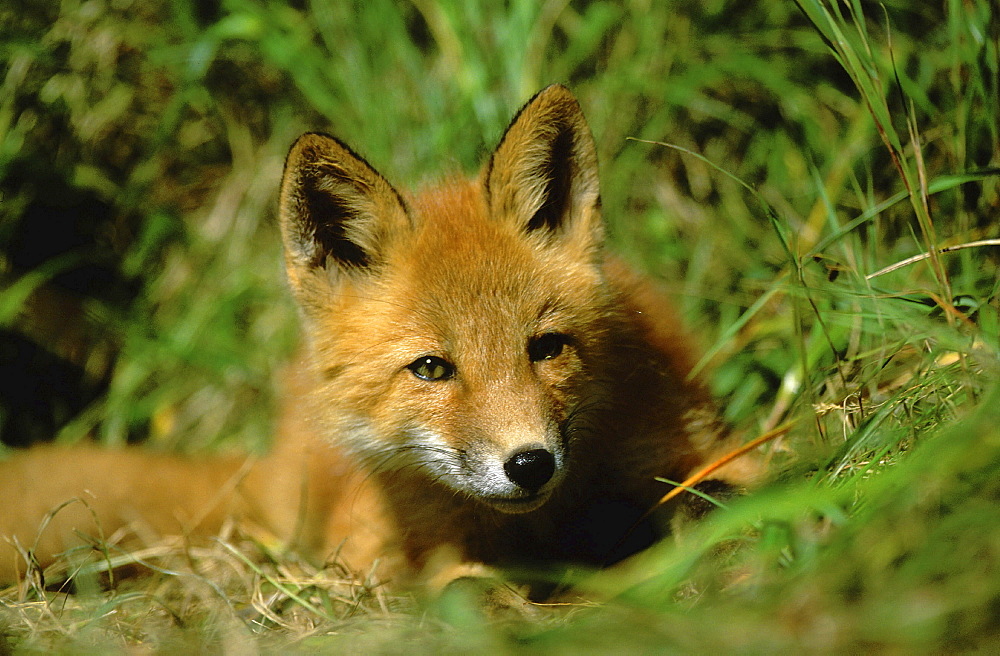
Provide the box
[0,86,754,589]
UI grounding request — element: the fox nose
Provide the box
[503,448,556,491]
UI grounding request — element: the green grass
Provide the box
[1,0,999,651]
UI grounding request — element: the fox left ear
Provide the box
[278,132,410,297]
[484,84,602,247]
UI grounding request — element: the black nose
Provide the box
[503,448,556,491]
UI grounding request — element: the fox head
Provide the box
[279,85,617,514]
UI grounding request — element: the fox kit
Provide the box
[0,85,756,592]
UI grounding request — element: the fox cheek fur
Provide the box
[278,85,608,514]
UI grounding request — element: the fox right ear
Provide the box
[484,84,602,249]
[279,133,409,286]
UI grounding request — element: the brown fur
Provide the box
[0,85,757,589]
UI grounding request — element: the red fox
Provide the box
[0,85,757,592]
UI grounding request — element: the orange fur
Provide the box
[0,85,758,589]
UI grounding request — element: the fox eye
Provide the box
[408,356,455,381]
[528,332,570,362]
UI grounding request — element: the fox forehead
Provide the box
[304,179,607,384]
[383,180,606,340]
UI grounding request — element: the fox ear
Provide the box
[279,133,408,284]
[484,84,601,246]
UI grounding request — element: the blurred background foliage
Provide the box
[1,0,997,452]
[0,0,998,650]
